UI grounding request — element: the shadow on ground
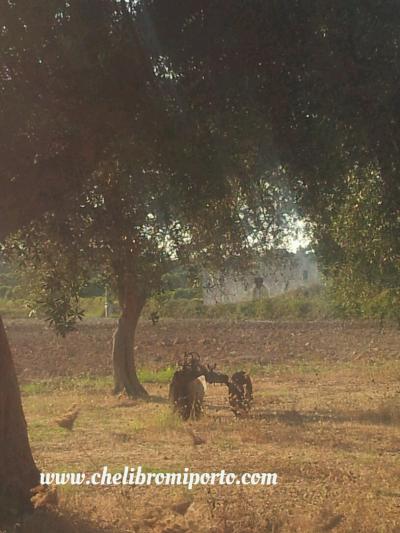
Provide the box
[252,405,400,426]
[8,509,117,533]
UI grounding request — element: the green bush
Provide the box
[144,285,337,321]
[362,288,400,324]
[172,287,202,299]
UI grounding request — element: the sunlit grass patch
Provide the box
[138,366,175,384]
[21,380,58,395]
[150,409,183,431]
[128,418,146,432]
[21,375,113,395]
[21,367,176,396]
[28,420,71,442]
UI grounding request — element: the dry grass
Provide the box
[17,353,400,532]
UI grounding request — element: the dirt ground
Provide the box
[6,319,400,532]
[6,317,400,381]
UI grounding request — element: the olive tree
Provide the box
[7,161,291,397]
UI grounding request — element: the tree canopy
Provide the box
[2,1,400,236]
[0,0,158,239]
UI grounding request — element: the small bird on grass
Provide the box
[320,514,344,531]
[55,404,79,430]
[187,428,206,446]
[30,485,58,509]
[171,499,193,516]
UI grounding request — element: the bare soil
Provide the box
[6,318,400,381]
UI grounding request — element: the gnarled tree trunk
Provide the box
[0,315,39,526]
[112,280,148,398]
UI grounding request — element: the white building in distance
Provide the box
[202,249,321,305]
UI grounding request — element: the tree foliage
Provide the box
[141,1,400,198]
[315,169,400,322]
[0,0,157,239]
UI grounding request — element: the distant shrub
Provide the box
[236,301,256,318]
[4,283,395,324]
[160,297,205,318]
[81,297,106,317]
[172,287,202,299]
[254,298,274,319]
[143,285,341,321]
[362,288,400,325]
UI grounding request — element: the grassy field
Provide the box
[8,319,400,532]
